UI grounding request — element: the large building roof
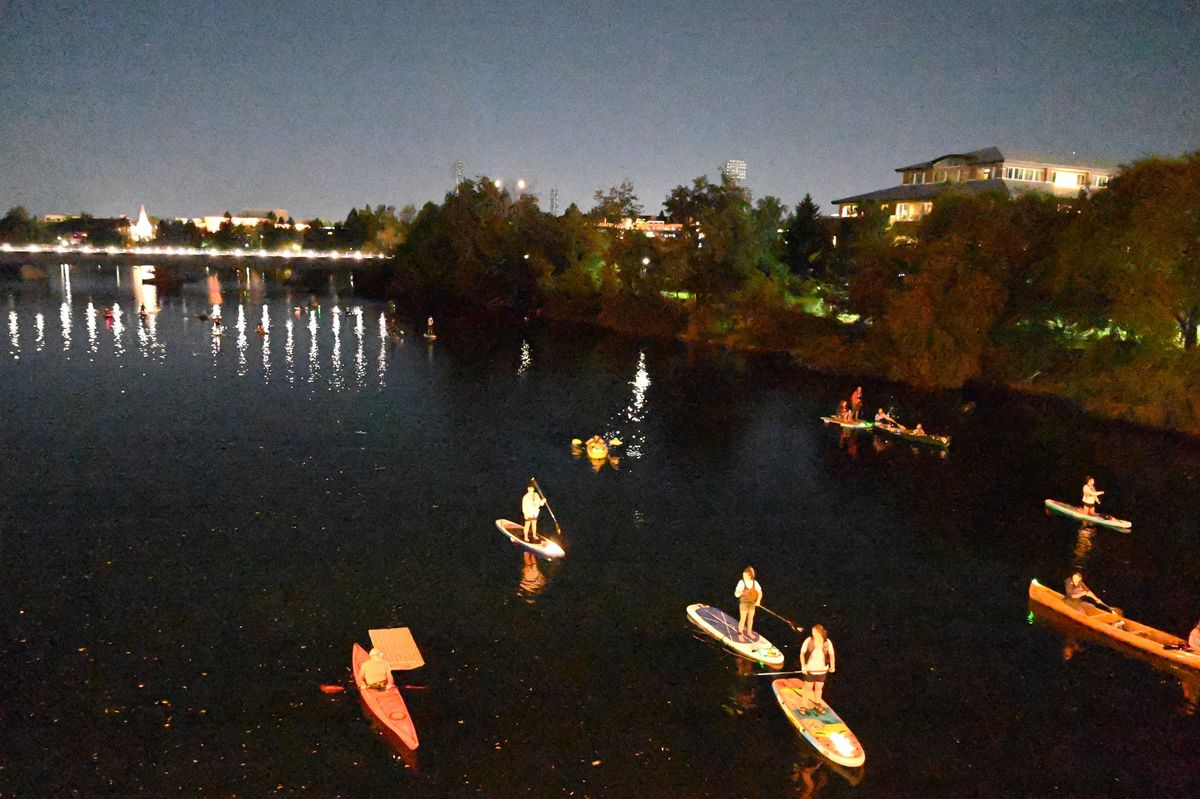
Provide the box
[832,178,1090,206]
[894,146,1121,174]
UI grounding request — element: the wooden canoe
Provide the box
[1027,580,1200,672]
[353,643,419,750]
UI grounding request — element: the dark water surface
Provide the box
[2,263,1198,797]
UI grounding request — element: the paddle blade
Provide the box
[319,684,346,694]
[609,438,622,446]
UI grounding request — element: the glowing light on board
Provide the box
[828,731,857,757]
[517,340,531,375]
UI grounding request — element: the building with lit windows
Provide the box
[722,159,747,183]
[832,147,1119,224]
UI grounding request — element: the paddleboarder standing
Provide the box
[521,481,545,542]
[1081,477,1103,517]
[426,316,435,338]
[850,386,863,420]
[735,567,763,640]
[800,624,836,710]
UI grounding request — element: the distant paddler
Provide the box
[425,316,436,340]
[1081,476,1104,517]
[255,323,266,336]
[585,434,608,460]
[874,408,900,428]
[521,481,546,543]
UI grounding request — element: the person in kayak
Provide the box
[1064,572,1107,612]
[850,387,863,420]
[912,423,926,437]
[1189,620,1200,651]
[735,567,762,640]
[800,624,836,710]
[874,408,900,428]
[521,481,545,543]
[357,647,394,690]
[1081,477,1104,517]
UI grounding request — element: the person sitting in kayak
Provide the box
[850,387,863,420]
[357,647,393,690]
[734,567,762,640]
[874,408,900,428]
[912,423,926,436]
[521,482,545,543]
[586,435,605,449]
[1189,620,1200,651]
[1081,477,1104,517]
[1064,572,1105,611]
[800,624,836,710]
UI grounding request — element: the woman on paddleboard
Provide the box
[800,625,836,710]
[735,567,762,639]
[521,482,545,543]
[1081,477,1104,517]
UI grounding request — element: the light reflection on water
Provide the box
[518,339,531,375]
[7,308,18,360]
[622,350,650,458]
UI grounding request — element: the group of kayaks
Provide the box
[821,415,951,449]
[686,604,866,769]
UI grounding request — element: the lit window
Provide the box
[1093,175,1109,187]
[1004,166,1046,182]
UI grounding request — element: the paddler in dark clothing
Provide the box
[1064,572,1112,614]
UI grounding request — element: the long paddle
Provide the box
[756,604,804,634]
[531,478,562,536]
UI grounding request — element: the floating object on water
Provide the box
[368,627,425,671]
[820,416,873,431]
[772,678,865,767]
[874,422,951,449]
[1028,579,1198,671]
[1044,499,1131,531]
[352,643,419,750]
[495,519,565,559]
[686,603,785,667]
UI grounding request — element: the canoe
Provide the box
[495,519,565,559]
[352,643,419,749]
[874,422,950,449]
[820,416,873,431]
[586,442,609,460]
[1044,499,1131,531]
[1027,579,1200,672]
[686,603,785,667]
[772,678,866,768]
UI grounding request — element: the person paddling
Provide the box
[357,648,393,690]
[1064,572,1114,616]
[800,624,836,711]
[734,567,762,640]
[1081,477,1104,517]
[426,316,435,337]
[875,408,900,428]
[850,387,863,420]
[521,481,545,543]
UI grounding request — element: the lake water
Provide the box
[2,261,1198,797]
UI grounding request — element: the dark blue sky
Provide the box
[2,1,1197,220]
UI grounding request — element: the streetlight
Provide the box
[516,179,527,191]
[494,179,503,189]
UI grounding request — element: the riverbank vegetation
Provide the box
[388,153,1200,434]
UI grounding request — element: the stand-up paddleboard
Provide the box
[423,333,437,341]
[352,643,419,750]
[686,603,785,667]
[1045,499,1131,531]
[772,678,865,767]
[820,416,873,431]
[495,519,565,559]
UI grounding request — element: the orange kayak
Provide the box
[352,643,419,749]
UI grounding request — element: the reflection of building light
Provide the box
[377,312,387,387]
[7,310,18,359]
[236,304,247,376]
[330,307,343,389]
[353,307,365,388]
[518,340,531,375]
[285,317,295,384]
[624,350,651,458]
[111,303,124,358]
[34,312,44,352]
[86,301,97,353]
[60,301,71,351]
[307,310,318,382]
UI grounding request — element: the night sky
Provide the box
[2,1,1197,220]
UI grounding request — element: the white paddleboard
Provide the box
[1045,499,1131,530]
[495,519,565,559]
[687,603,785,667]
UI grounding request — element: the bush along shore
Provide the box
[370,154,1199,435]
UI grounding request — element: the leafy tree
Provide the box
[0,206,43,243]
[591,179,642,222]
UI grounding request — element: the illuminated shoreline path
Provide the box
[0,243,388,261]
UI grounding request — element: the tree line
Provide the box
[387,153,1200,434]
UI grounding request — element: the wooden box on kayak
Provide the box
[369,627,425,670]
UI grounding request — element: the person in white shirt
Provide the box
[1188,620,1200,651]
[358,648,393,690]
[800,624,836,710]
[1081,476,1104,517]
[734,567,762,640]
[521,482,545,542]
